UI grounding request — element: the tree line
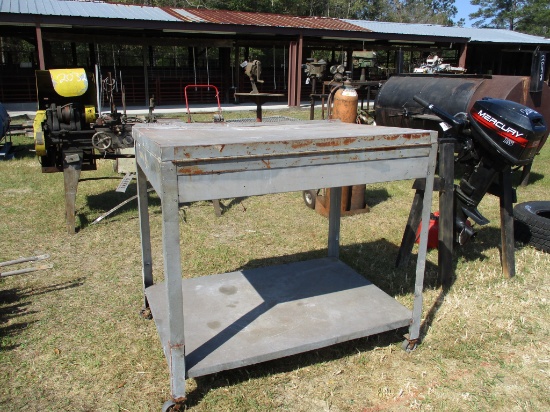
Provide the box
[108,0,548,36]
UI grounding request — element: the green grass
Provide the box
[1,108,549,411]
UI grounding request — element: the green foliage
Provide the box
[109,0,459,23]
[515,0,550,36]
[384,0,457,25]
[470,0,524,30]
[470,0,549,35]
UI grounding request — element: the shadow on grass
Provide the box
[82,183,247,230]
[0,277,85,352]
[3,142,36,160]
[181,224,508,407]
[365,186,390,208]
[79,176,123,182]
[80,182,161,230]
[513,169,544,186]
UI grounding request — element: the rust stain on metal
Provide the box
[291,140,313,149]
[261,159,271,168]
[170,397,187,408]
[344,137,357,145]
[316,137,357,147]
[181,9,371,31]
[521,78,529,105]
[178,166,204,175]
[315,140,342,148]
[409,133,426,140]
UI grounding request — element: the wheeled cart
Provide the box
[133,121,438,408]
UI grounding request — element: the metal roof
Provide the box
[0,0,180,21]
[172,9,368,31]
[345,19,550,44]
[1,0,367,32]
[1,0,548,44]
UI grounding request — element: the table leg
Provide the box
[137,163,153,311]
[160,162,187,401]
[328,187,342,258]
[407,142,438,347]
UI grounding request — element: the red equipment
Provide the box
[184,84,223,123]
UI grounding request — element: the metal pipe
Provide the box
[1,264,53,278]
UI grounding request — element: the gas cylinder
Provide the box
[322,79,365,215]
[332,80,358,124]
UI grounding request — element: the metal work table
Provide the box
[134,121,438,405]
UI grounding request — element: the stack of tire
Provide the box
[514,201,550,253]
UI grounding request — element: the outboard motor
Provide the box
[413,95,547,244]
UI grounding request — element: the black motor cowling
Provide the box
[469,98,547,166]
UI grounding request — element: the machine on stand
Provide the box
[395,94,547,283]
[374,55,549,280]
[234,60,284,122]
[34,68,152,233]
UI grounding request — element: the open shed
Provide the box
[0,0,549,108]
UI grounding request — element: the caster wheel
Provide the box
[163,399,185,411]
[402,339,418,352]
[303,190,318,209]
[140,307,152,320]
[162,400,176,412]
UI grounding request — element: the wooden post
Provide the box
[63,151,83,234]
[438,138,456,287]
[499,167,515,278]
[35,23,45,70]
[143,43,149,108]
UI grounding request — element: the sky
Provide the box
[454,0,480,27]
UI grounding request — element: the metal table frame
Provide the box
[134,121,438,404]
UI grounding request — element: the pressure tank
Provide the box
[332,80,358,124]
[321,81,366,215]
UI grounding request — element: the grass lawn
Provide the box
[1,107,549,411]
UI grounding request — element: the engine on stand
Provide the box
[376,70,550,282]
[413,95,547,244]
[33,68,149,233]
[375,74,549,244]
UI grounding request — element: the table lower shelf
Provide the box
[145,257,411,378]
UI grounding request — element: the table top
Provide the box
[133,120,436,164]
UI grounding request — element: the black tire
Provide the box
[513,201,550,253]
[302,190,318,209]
